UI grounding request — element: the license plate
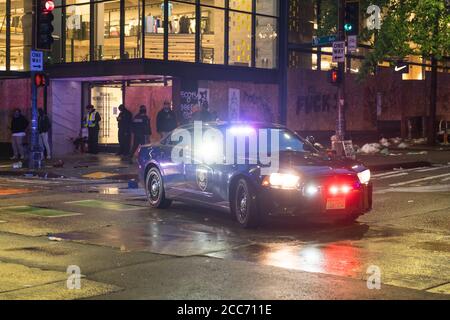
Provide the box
[326,198,346,210]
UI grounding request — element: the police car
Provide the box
[137,122,372,228]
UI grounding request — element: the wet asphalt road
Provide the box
[0,165,449,299]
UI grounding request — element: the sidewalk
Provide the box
[0,153,138,181]
[0,146,448,182]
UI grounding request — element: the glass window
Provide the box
[256,0,278,16]
[256,16,277,68]
[168,2,196,62]
[200,0,225,8]
[288,0,315,45]
[0,0,6,70]
[124,0,142,59]
[229,11,251,67]
[49,2,63,64]
[94,0,121,60]
[65,1,91,63]
[10,0,32,70]
[144,0,164,60]
[200,6,224,64]
[229,0,252,13]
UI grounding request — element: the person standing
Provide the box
[156,101,177,140]
[192,103,214,122]
[84,104,101,154]
[116,104,132,156]
[130,105,151,159]
[10,108,29,160]
[38,108,51,160]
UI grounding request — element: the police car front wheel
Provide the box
[146,168,172,209]
[232,178,260,228]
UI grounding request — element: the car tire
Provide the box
[232,178,260,228]
[145,167,172,209]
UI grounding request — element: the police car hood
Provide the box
[278,151,362,177]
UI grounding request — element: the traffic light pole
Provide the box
[336,0,346,143]
[29,72,43,170]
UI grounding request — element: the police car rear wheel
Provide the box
[146,168,172,209]
[233,178,260,228]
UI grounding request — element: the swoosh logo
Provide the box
[395,65,407,72]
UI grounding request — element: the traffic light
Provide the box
[344,2,359,36]
[36,0,55,51]
[34,73,48,87]
[328,68,342,85]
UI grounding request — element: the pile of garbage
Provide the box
[356,137,428,155]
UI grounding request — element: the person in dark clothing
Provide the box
[10,108,29,160]
[116,104,132,156]
[130,105,151,159]
[156,101,177,140]
[38,108,52,159]
[84,104,101,154]
[192,103,214,122]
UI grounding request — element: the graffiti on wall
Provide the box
[241,91,274,122]
[295,86,338,115]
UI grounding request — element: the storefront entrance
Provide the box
[87,78,173,149]
[91,84,123,145]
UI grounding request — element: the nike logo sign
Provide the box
[395,65,407,72]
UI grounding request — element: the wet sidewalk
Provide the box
[0,153,138,181]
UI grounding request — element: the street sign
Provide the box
[312,35,337,46]
[348,35,357,53]
[332,41,345,63]
[30,50,44,71]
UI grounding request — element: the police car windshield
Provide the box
[277,130,316,153]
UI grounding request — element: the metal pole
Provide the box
[29,72,43,169]
[336,0,346,142]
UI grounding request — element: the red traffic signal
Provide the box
[44,1,55,12]
[34,73,47,87]
[36,1,55,51]
[328,68,342,85]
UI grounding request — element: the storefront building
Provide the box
[0,0,448,156]
[0,0,285,156]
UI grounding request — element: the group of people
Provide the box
[9,108,51,160]
[9,100,216,161]
[83,101,178,160]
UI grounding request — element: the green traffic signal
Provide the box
[344,23,353,32]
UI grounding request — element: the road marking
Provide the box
[389,173,450,187]
[65,199,142,211]
[374,172,409,180]
[0,205,83,218]
[441,177,450,182]
[372,167,428,178]
[375,184,450,193]
[415,165,450,172]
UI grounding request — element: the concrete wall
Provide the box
[48,80,82,157]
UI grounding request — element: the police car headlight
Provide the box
[357,169,371,184]
[263,173,300,190]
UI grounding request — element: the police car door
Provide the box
[183,126,217,204]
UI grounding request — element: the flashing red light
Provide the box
[331,70,338,82]
[44,1,55,12]
[329,185,339,195]
[34,73,46,87]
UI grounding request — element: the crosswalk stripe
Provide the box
[415,165,450,172]
[372,167,428,178]
[389,173,450,187]
[375,172,409,180]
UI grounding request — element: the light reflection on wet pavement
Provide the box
[1,177,449,294]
